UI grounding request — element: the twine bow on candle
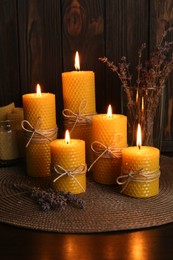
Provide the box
[88,133,125,172]
[21,118,58,147]
[62,99,95,133]
[53,164,87,192]
[116,168,161,193]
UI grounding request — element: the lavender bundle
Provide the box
[99,28,173,146]
[6,184,85,211]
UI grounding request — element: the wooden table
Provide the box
[0,221,173,260]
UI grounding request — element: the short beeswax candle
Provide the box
[22,84,57,177]
[91,105,127,184]
[119,124,160,198]
[50,130,86,194]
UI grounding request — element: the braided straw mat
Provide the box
[0,156,173,233]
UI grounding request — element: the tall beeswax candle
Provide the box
[62,52,96,166]
[51,130,86,194]
[22,84,57,177]
[119,124,160,198]
[91,105,127,184]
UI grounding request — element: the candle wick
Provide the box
[138,145,141,150]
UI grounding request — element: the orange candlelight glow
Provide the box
[74,51,80,71]
[142,97,144,112]
[136,123,142,149]
[65,130,70,144]
[36,84,41,97]
[136,89,139,104]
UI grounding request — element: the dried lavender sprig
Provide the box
[31,188,85,211]
[99,57,132,87]
[65,192,85,209]
[99,27,173,89]
[9,184,85,211]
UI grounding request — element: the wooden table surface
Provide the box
[0,221,173,260]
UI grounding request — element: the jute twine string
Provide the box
[117,168,161,193]
[53,164,87,192]
[62,99,96,133]
[88,133,126,172]
[21,118,58,147]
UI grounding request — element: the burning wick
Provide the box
[136,123,142,149]
[74,51,80,72]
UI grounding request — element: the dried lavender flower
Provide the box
[10,184,85,211]
[31,187,85,211]
[99,27,173,88]
[99,27,173,146]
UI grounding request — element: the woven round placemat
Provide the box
[0,156,173,233]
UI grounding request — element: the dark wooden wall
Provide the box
[0,0,173,151]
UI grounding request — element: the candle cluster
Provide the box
[19,51,160,198]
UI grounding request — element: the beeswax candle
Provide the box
[119,124,160,198]
[62,52,96,114]
[22,85,56,130]
[91,105,127,184]
[50,130,86,194]
[62,52,96,166]
[22,84,57,177]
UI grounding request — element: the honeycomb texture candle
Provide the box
[50,139,86,194]
[22,93,56,130]
[62,70,96,166]
[22,92,57,177]
[62,71,96,114]
[91,114,127,184]
[121,146,160,198]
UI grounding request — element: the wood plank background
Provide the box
[0,0,173,151]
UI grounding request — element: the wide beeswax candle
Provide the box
[91,105,127,184]
[22,84,57,177]
[119,124,160,198]
[50,130,86,194]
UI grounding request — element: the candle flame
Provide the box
[136,123,142,149]
[107,104,112,118]
[65,130,70,144]
[74,51,80,71]
[36,84,42,96]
